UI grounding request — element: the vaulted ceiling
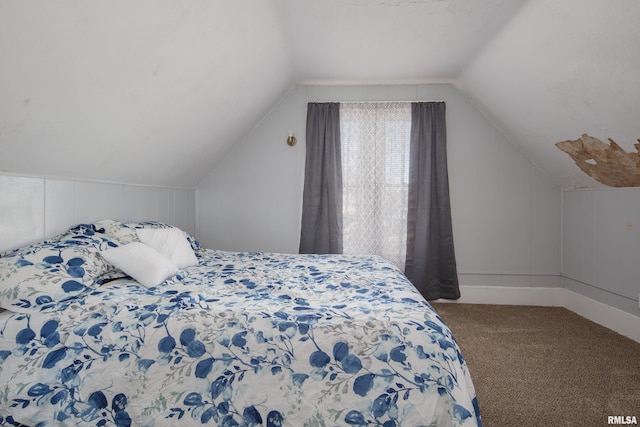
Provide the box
[1,0,639,189]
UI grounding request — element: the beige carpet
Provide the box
[431,303,640,427]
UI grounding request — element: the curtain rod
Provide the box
[307,100,445,103]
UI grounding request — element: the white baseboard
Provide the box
[433,285,564,306]
[433,285,640,343]
[561,289,640,344]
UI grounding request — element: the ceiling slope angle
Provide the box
[272,0,529,83]
[0,1,293,188]
[6,0,634,190]
[458,0,640,189]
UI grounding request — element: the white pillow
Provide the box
[100,242,179,288]
[136,227,198,269]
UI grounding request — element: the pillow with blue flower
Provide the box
[0,232,117,313]
[92,219,201,251]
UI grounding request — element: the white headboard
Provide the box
[0,174,197,253]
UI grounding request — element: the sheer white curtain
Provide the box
[340,102,411,269]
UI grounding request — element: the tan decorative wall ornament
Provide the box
[556,134,640,187]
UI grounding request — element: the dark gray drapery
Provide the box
[299,103,343,254]
[404,102,460,300]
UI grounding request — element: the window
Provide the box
[340,102,411,269]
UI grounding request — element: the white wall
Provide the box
[198,84,562,288]
[562,188,640,316]
[0,174,196,253]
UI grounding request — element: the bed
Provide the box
[0,220,481,427]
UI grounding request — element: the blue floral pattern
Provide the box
[0,233,480,426]
[0,224,118,313]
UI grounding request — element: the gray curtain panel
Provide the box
[404,102,460,300]
[299,103,343,254]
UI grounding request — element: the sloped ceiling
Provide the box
[459,0,640,189]
[1,0,638,188]
[0,1,292,187]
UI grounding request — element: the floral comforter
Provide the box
[0,223,480,427]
